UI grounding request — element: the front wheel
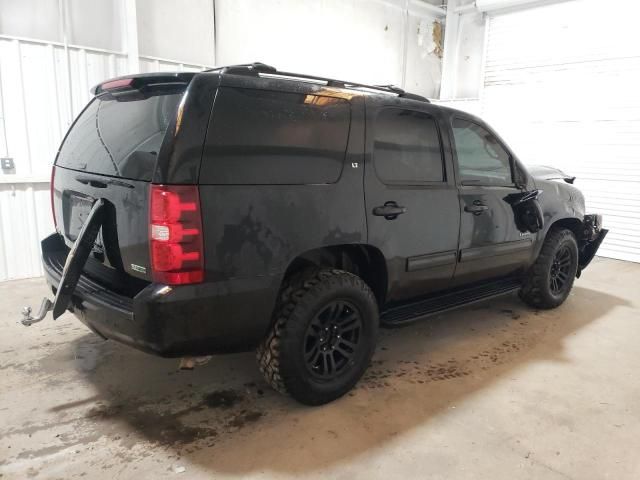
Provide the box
[519,227,579,309]
[257,269,378,405]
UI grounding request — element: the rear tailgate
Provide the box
[53,167,153,281]
[52,75,189,283]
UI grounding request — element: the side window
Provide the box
[201,87,350,185]
[373,109,444,184]
[452,118,513,186]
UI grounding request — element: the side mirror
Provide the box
[510,157,528,189]
[503,190,544,233]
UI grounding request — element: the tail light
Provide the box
[149,184,204,285]
[100,78,133,91]
[50,165,57,229]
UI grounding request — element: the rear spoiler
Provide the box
[91,72,196,98]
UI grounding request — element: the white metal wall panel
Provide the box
[0,37,128,179]
[68,48,128,117]
[0,35,207,281]
[139,56,207,73]
[0,184,51,280]
[481,0,640,263]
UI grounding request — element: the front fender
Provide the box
[531,179,585,258]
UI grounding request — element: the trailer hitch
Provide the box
[19,199,106,327]
[21,298,53,326]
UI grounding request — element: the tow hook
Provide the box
[20,298,54,326]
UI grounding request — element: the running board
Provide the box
[380,277,522,326]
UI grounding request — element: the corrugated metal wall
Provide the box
[0,183,52,280]
[0,36,206,281]
[479,0,640,263]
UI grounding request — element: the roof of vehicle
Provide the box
[91,63,436,109]
[207,62,430,103]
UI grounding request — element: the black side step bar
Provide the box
[380,277,522,326]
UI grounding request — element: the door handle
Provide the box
[464,201,489,215]
[373,201,407,220]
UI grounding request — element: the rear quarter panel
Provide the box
[198,94,366,284]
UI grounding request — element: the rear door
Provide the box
[365,102,460,302]
[449,115,534,285]
[53,83,186,282]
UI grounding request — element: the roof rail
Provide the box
[213,62,430,102]
[221,62,277,75]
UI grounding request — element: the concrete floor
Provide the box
[0,257,639,480]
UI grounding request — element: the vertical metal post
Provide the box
[400,0,410,89]
[0,64,9,158]
[123,0,140,74]
[58,0,74,122]
[440,0,460,99]
[212,0,217,66]
[477,12,490,115]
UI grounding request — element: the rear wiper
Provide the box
[106,179,135,189]
[75,175,134,189]
[75,176,107,188]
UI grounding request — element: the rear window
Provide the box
[200,87,350,184]
[56,92,183,181]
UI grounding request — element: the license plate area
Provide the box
[63,192,94,242]
[52,198,106,319]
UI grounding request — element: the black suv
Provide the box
[33,63,607,405]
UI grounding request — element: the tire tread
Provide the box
[256,269,376,400]
[519,227,577,309]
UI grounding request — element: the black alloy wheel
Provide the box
[257,269,378,405]
[519,227,579,309]
[303,300,363,379]
[549,245,573,294]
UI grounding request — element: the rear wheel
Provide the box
[519,227,579,309]
[257,269,378,405]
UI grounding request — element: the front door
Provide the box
[449,116,534,285]
[365,104,460,302]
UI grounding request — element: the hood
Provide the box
[527,165,576,184]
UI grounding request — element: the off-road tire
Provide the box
[257,269,378,405]
[519,227,579,309]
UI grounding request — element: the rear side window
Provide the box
[56,92,182,181]
[373,108,444,184]
[201,87,350,184]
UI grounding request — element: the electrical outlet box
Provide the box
[1,158,15,170]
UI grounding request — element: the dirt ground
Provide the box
[1,257,639,479]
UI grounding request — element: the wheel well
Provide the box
[283,245,388,307]
[547,217,584,244]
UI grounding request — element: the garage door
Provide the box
[481,0,640,263]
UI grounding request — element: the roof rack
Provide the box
[215,62,430,103]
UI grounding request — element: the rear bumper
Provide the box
[41,234,279,357]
